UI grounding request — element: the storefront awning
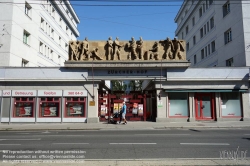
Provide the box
[165,89,248,92]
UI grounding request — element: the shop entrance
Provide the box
[195,93,215,120]
[98,91,155,122]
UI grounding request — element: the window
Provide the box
[200,28,203,38]
[199,7,202,17]
[22,59,29,67]
[210,17,214,29]
[208,44,211,55]
[40,18,44,30]
[192,17,195,26]
[51,29,54,39]
[209,0,213,5]
[193,36,196,45]
[194,55,197,64]
[23,30,30,45]
[203,3,205,13]
[58,55,61,65]
[25,2,32,18]
[226,58,233,66]
[221,92,241,117]
[52,7,55,18]
[186,42,189,51]
[59,37,61,46]
[204,25,207,35]
[66,26,69,35]
[201,49,204,59]
[205,46,207,57]
[50,50,53,60]
[59,18,62,27]
[207,22,210,32]
[65,43,68,51]
[186,26,189,35]
[223,1,230,17]
[211,41,215,53]
[181,32,184,39]
[224,29,232,44]
[168,93,188,117]
[39,42,43,53]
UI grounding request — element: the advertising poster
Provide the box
[17,106,32,116]
[119,103,123,112]
[70,105,83,115]
[113,103,119,114]
[101,105,107,116]
[132,103,138,114]
[43,107,57,116]
[138,104,143,115]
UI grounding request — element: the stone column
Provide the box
[188,92,195,122]
[242,90,250,121]
[87,86,99,123]
[156,90,167,122]
[215,92,221,121]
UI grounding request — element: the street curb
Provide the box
[0,126,249,131]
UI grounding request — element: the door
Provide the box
[195,93,215,120]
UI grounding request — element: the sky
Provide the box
[71,0,183,41]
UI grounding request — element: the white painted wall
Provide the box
[175,0,248,67]
[0,0,80,67]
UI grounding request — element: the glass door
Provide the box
[195,93,214,120]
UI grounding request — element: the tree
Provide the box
[111,80,127,91]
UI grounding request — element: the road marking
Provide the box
[52,143,89,145]
[135,134,190,136]
[110,143,157,145]
[0,144,21,146]
[31,135,84,137]
[180,143,230,146]
[0,139,41,141]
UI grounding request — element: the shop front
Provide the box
[11,90,36,122]
[194,93,215,120]
[63,90,87,122]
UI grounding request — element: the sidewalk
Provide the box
[0,121,250,131]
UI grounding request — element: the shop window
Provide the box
[168,93,188,117]
[13,97,34,117]
[221,92,241,117]
[39,97,60,117]
[65,97,86,117]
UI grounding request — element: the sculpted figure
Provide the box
[173,38,185,60]
[149,42,159,60]
[160,37,175,59]
[80,37,89,60]
[113,37,123,60]
[136,37,144,60]
[106,37,113,60]
[128,37,138,60]
[69,41,80,61]
[91,47,103,60]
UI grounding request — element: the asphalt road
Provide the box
[0,128,249,161]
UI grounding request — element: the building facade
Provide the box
[175,0,250,67]
[0,65,249,123]
[0,0,80,67]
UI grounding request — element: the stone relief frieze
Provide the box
[68,37,186,61]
